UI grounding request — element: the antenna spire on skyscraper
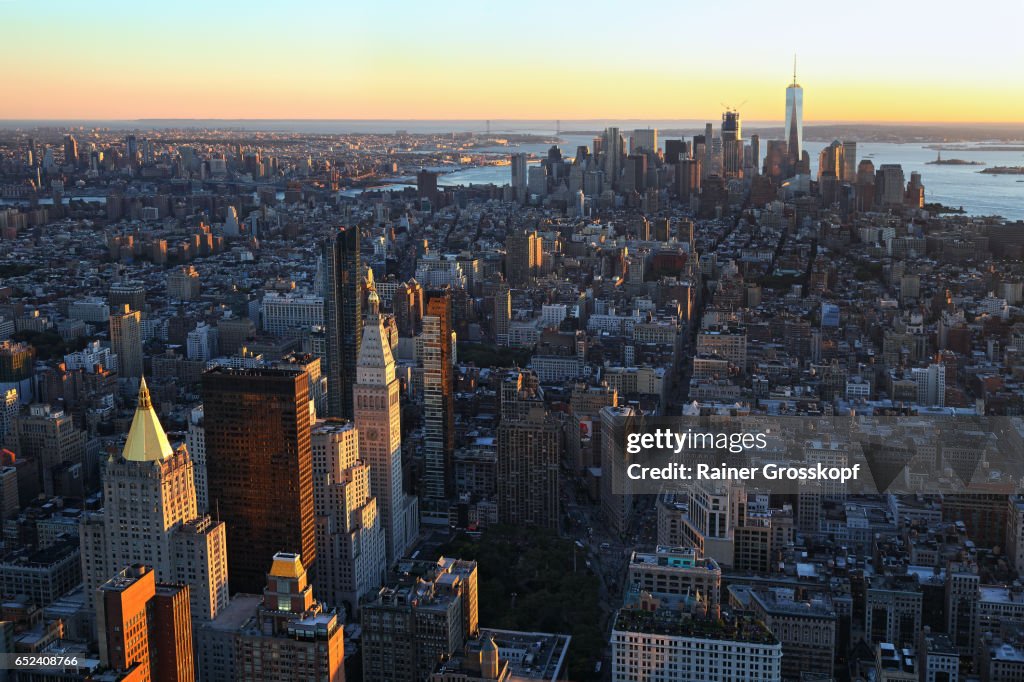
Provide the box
[793,54,797,85]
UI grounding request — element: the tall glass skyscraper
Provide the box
[323,227,362,419]
[785,65,803,170]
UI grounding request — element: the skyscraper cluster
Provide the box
[3,51,1022,682]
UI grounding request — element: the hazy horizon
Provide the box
[2,119,1024,136]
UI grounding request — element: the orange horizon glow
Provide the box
[2,0,1022,125]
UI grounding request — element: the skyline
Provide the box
[5,10,1024,674]
[2,0,1023,123]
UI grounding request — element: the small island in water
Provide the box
[927,151,984,166]
[980,166,1024,175]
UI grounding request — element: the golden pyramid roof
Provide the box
[122,377,174,462]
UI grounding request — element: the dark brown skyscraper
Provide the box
[323,227,362,419]
[201,367,315,594]
[764,140,788,182]
[677,158,701,199]
[504,230,541,287]
[417,169,439,203]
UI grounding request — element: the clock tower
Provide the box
[354,290,417,564]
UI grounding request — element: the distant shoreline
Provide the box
[1,119,1024,144]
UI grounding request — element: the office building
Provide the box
[187,323,219,362]
[186,405,208,514]
[0,340,36,394]
[96,565,194,682]
[1007,497,1024,577]
[355,291,416,563]
[818,140,843,181]
[918,631,959,682]
[865,576,922,648]
[662,481,739,568]
[527,165,547,197]
[611,598,781,682]
[703,122,716,178]
[677,158,701,199]
[747,587,837,680]
[603,127,623,184]
[600,406,638,535]
[496,403,562,530]
[0,455,18,521]
[696,325,747,370]
[109,280,147,313]
[234,553,345,682]
[785,64,803,170]
[393,278,425,336]
[202,367,315,594]
[566,382,617,471]
[842,141,858,181]
[64,339,115,372]
[747,134,760,176]
[630,128,658,155]
[505,230,542,287]
[362,557,478,682]
[622,154,647,193]
[510,153,528,202]
[732,506,794,574]
[167,266,201,302]
[721,110,743,177]
[422,290,455,502]
[312,419,386,615]
[323,227,362,419]
[12,402,86,497]
[664,139,687,164]
[417,169,439,202]
[63,134,78,166]
[261,292,325,336]
[68,297,111,324]
[876,164,907,207]
[906,171,925,207]
[80,379,229,625]
[493,286,511,345]
[627,546,722,611]
[0,536,81,607]
[912,363,946,407]
[110,304,144,378]
[216,316,256,356]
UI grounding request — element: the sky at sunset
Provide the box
[2,0,1023,123]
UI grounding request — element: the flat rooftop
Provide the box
[203,594,261,632]
[479,627,571,682]
[613,609,777,645]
